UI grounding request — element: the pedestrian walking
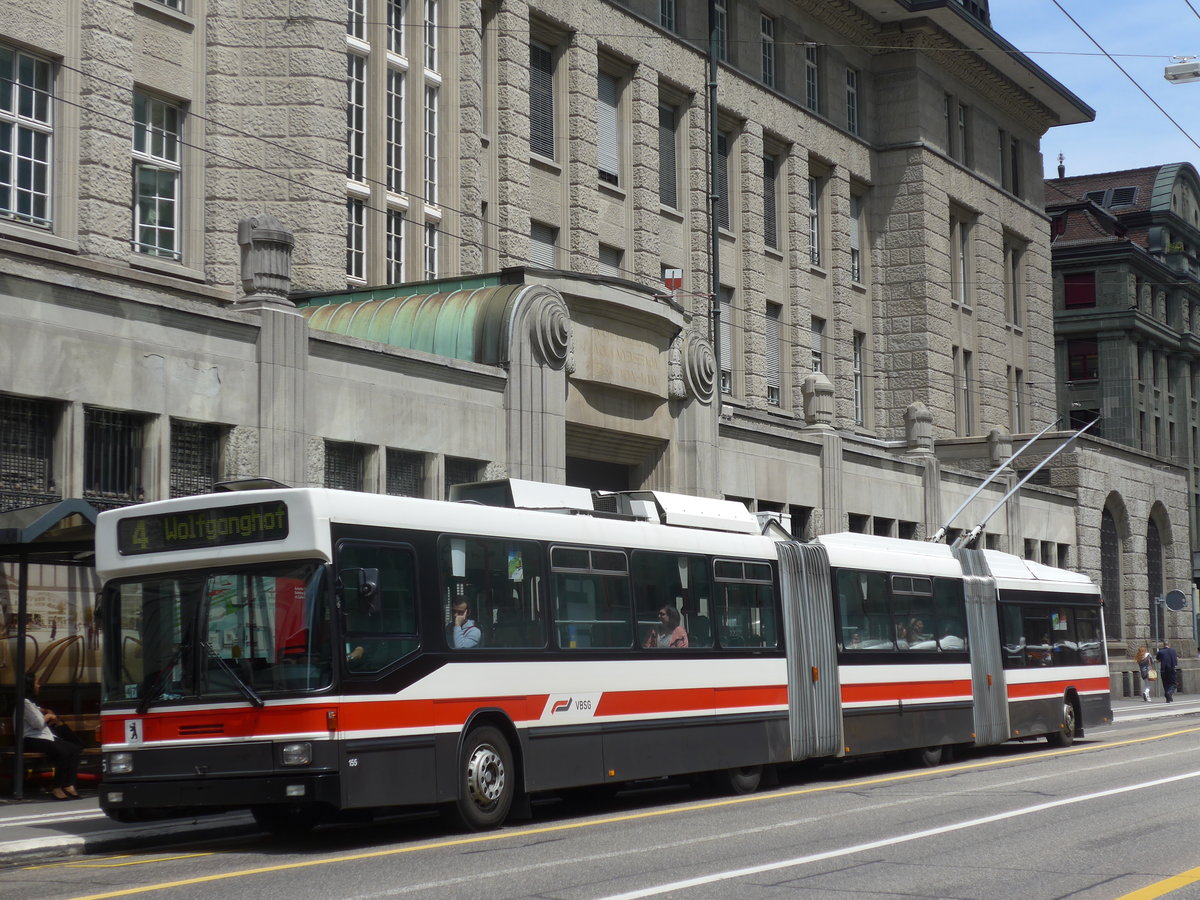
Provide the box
[1137,646,1155,701]
[1156,640,1180,702]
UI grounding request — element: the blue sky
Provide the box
[987,0,1200,178]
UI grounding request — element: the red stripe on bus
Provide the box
[841,680,973,703]
[1006,676,1109,699]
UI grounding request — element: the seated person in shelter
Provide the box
[21,672,84,801]
[446,599,482,649]
[644,605,688,649]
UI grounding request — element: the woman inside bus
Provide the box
[20,672,84,800]
[644,606,688,649]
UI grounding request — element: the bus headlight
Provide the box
[107,752,133,775]
[280,742,312,766]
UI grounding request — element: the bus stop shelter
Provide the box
[0,499,98,799]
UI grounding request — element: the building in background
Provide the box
[1,0,1189,732]
[1046,162,1200,645]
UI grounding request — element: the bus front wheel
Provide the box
[716,765,763,795]
[451,725,515,831]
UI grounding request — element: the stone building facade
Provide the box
[1,0,1192,719]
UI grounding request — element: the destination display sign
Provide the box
[116,501,289,555]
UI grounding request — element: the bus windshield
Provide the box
[102,561,332,706]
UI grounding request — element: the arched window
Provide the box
[1148,519,1164,641]
[1100,509,1121,639]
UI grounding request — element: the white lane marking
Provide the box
[0,810,107,829]
[596,769,1200,900]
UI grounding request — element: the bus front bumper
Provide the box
[99,773,341,813]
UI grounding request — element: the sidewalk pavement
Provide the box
[2,695,1198,867]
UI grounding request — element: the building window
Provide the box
[763,154,778,249]
[811,317,825,372]
[423,0,438,71]
[1067,338,1098,382]
[424,85,438,204]
[324,440,366,491]
[849,193,863,282]
[845,68,859,135]
[597,71,621,186]
[84,408,144,507]
[716,130,731,230]
[347,0,366,41]
[853,331,865,425]
[386,448,424,496]
[423,221,438,278]
[529,220,557,268]
[761,16,776,89]
[169,420,220,498]
[0,395,56,511]
[386,209,404,283]
[1005,239,1023,325]
[950,213,971,305]
[1009,137,1021,196]
[660,0,676,32]
[444,456,482,499]
[808,176,823,267]
[658,103,678,208]
[132,93,183,259]
[1010,366,1025,433]
[719,286,734,394]
[598,243,623,277]
[1100,508,1121,639]
[529,41,555,159]
[766,302,782,406]
[714,0,728,61]
[804,45,819,113]
[0,45,53,227]
[956,103,971,165]
[347,198,366,281]
[386,68,404,193]
[387,0,406,53]
[346,53,367,183]
[1063,272,1096,308]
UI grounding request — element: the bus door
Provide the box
[778,541,843,760]
[954,548,1009,746]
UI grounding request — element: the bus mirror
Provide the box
[338,568,381,616]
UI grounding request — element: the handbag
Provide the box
[1148,669,1158,681]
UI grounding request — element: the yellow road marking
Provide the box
[25,853,216,871]
[62,724,1200,900]
[1115,864,1200,899]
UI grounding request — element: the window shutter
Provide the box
[658,104,677,208]
[529,222,556,268]
[716,132,730,230]
[766,303,782,405]
[719,287,733,393]
[597,72,619,185]
[529,42,555,159]
[763,156,777,249]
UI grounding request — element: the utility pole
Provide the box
[708,0,721,417]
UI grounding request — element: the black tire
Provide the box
[450,725,515,831]
[912,745,944,768]
[1047,698,1077,748]
[252,804,327,836]
[716,765,762,795]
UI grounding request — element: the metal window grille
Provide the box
[386,449,424,496]
[444,457,481,499]
[0,44,54,227]
[83,408,143,507]
[324,440,365,491]
[169,420,219,498]
[0,395,57,512]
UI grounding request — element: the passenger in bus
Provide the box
[894,623,909,650]
[447,599,482,649]
[907,618,937,650]
[644,606,688,649]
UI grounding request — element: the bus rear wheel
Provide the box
[716,765,763,795]
[911,745,944,768]
[1047,698,1077,748]
[450,726,514,831]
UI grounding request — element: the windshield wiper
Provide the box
[200,641,265,708]
[136,644,184,715]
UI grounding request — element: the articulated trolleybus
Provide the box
[95,480,1111,832]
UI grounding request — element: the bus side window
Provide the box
[932,577,967,651]
[438,537,545,649]
[630,551,712,649]
[338,542,420,672]
[999,604,1024,668]
[714,560,777,649]
[551,547,632,649]
[836,569,890,650]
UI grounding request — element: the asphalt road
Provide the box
[4,711,1200,900]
